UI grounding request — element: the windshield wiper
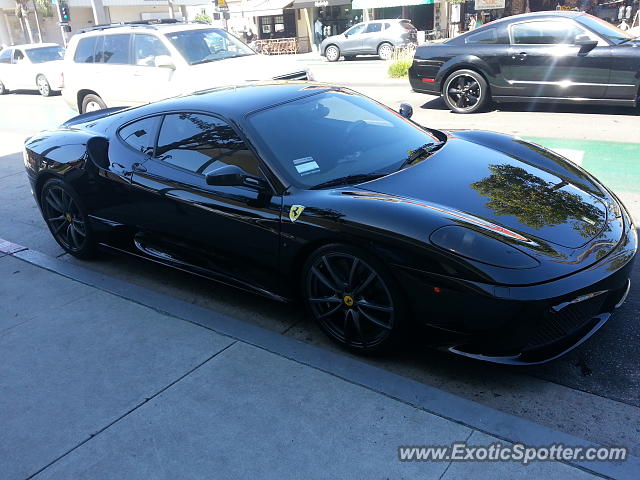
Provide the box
[398,141,444,170]
[311,173,387,190]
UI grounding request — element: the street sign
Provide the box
[214,0,229,12]
[474,0,505,9]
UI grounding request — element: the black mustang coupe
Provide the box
[409,11,640,113]
[24,83,636,363]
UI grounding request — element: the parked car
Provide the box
[0,43,64,96]
[62,22,312,113]
[24,82,636,362]
[320,19,417,62]
[409,11,640,113]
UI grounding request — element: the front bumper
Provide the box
[392,208,637,365]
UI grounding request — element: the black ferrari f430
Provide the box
[409,11,640,113]
[24,83,637,363]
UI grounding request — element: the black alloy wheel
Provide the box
[40,179,95,259]
[303,245,404,353]
[443,69,489,114]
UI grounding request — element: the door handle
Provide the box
[512,52,528,61]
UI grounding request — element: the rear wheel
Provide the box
[442,69,489,114]
[40,178,96,259]
[81,93,106,113]
[325,45,340,62]
[378,42,394,61]
[303,244,406,354]
[36,75,51,97]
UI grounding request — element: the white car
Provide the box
[62,22,312,113]
[0,43,64,96]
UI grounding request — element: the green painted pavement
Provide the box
[526,137,640,194]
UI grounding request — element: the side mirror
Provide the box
[344,33,349,38]
[205,164,267,190]
[399,103,413,119]
[575,37,597,52]
[154,55,175,69]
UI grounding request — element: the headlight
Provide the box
[430,225,539,269]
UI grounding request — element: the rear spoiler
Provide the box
[60,106,128,128]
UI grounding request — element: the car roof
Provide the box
[128,82,340,120]
[8,43,61,50]
[481,10,585,27]
[75,23,219,37]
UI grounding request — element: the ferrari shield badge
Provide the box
[289,205,305,222]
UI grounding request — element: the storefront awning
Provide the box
[292,0,351,9]
[352,0,434,8]
[231,0,294,16]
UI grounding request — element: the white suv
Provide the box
[62,22,311,113]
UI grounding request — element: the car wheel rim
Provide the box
[85,101,102,112]
[307,253,394,349]
[379,44,393,60]
[42,186,86,252]
[447,74,482,111]
[37,77,48,95]
[326,47,338,61]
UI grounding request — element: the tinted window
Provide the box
[74,37,97,63]
[577,14,633,44]
[100,34,131,64]
[119,116,160,155]
[512,21,586,45]
[466,28,498,44]
[345,24,365,36]
[0,49,11,64]
[25,46,64,63]
[156,113,260,177]
[134,34,171,66]
[365,23,382,33]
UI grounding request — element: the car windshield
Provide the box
[165,28,255,65]
[25,46,64,63]
[577,14,635,44]
[247,90,442,189]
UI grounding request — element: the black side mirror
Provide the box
[344,33,349,38]
[205,164,267,191]
[399,103,413,119]
[575,37,598,52]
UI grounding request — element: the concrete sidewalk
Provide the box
[0,241,637,479]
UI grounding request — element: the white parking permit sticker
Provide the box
[293,157,320,175]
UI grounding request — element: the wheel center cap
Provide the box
[65,213,72,222]
[343,295,354,307]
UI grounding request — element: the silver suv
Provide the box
[320,19,417,62]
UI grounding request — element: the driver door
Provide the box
[341,23,366,54]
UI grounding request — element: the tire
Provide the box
[325,45,340,62]
[36,75,51,97]
[0,80,6,95]
[442,69,489,114]
[302,243,407,354]
[377,42,394,61]
[40,178,96,259]
[81,93,107,113]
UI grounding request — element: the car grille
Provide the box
[525,294,607,349]
[273,71,308,81]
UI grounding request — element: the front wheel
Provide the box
[36,75,51,97]
[442,69,489,114]
[40,178,96,259]
[81,93,107,113]
[378,42,394,61]
[303,244,406,354]
[325,45,340,62]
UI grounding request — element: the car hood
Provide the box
[360,134,608,249]
[186,54,308,85]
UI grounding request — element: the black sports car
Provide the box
[24,83,636,364]
[409,11,640,113]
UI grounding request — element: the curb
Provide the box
[4,241,640,480]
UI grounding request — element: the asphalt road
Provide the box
[1,77,639,457]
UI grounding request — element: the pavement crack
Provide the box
[25,340,238,479]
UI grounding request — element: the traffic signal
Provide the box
[59,2,70,21]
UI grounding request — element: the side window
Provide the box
[118,116,160,155]
[512,21,586,45]
[0,49,11,64]
[466,28,498,44]
[12,49,24,63]
[155,113,261,177]
[384,23,391,30]
[346,24,365,36]
[74,37,98,63]
[365,23,382,33]
[133,34,171,67]
[100,34,131,64]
